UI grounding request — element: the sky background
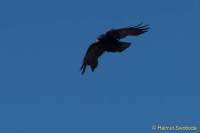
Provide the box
[0,0,200,132]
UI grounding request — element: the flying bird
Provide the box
[80,23,149,74]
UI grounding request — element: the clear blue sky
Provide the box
[0,0,200,132]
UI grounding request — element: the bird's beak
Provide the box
[95,39,100,43]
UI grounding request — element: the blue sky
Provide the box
[0,0,200,132]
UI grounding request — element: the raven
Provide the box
[80,23,149,74]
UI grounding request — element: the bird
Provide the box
[80,23,149,74]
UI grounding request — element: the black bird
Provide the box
[80,23,149,74]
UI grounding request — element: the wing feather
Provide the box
[106,23,149,40]
[80,42,105,74]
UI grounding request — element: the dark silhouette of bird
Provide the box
[80,23,149,74]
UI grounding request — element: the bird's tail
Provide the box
[117,42,131,52]
[80,62,87,75]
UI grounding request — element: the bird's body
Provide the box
[81,23,149,74]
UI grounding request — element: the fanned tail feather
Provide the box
[117,42,131,52]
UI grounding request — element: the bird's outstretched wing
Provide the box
[80,42,105,74]
[105,23,149,40]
